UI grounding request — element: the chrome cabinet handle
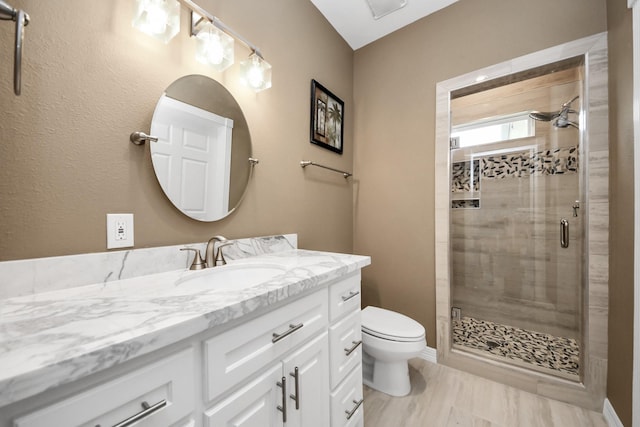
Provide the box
[272,323,304,343]
[277,377,287,423]
[341,290,360,302]
[345,398,364,420]
[560,218,569,248]
[109,399,166,427]
[344,340,362,356]
[289,366,300,410]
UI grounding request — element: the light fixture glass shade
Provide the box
[240,52,272,92]
[132,0,180,44]
[195,22,234,72]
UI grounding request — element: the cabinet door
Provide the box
[204,364,284,427]
[282,332,330,427]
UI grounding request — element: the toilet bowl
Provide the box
[361,306,426,397]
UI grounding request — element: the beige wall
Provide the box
[0,0,354,261]
[605,0,634,425]
[353,0,606,351]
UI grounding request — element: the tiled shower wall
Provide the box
[451,166,583,339]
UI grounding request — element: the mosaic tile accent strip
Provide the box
[452,316,579,377]
[451,199,480,209]
[451,160,480,192]
[482,146,578,179]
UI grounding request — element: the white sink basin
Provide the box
[175,263,287,291]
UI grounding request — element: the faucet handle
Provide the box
[180,248,206,270]
[214,241,234,266]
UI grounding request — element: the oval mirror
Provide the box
[149,75,252,221]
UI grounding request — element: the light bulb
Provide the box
[247,58,264,89]
[194,22,234,71]
[132,0,180,44]
[143,5,168,35]
[205,34,224,65]
[240,52,272,92]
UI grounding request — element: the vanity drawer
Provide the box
[204,288,328,403]
[329,272,361,323]
[330,363,364,427]
[13,348,195,427]
[329,308,362,390]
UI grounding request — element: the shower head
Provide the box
[529,111,560,122]
[529,95,580,128]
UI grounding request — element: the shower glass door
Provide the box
[449,61,584,380]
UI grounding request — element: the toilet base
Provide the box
[362,350,411,397]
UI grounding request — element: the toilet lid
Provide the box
[361,306,425,342]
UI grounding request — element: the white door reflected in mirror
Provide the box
[151,95,233,221]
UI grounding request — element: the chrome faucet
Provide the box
[205,236,233,267]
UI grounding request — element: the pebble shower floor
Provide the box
[452,316,580,377]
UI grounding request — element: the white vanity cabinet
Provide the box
[1,266,367,427]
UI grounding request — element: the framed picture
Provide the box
[310,79,344,154]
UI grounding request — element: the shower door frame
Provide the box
[630,2,640,425]
[434,32,609,411]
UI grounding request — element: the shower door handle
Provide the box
[560,219,569,248]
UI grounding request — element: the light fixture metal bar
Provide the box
[178,0,263,58]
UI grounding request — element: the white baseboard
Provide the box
[603,398,624,427]
[418,346,437,363]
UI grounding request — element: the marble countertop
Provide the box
[0,249,370,408]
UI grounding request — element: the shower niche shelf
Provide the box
[451,198,480,209]
[451,159,481,209]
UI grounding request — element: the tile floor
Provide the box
[452,316,580,378]
[362,359,607,427]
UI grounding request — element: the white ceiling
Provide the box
[309,0,459,50]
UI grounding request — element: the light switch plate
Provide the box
[106,214,134,249]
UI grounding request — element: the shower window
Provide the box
[451,112,534,148]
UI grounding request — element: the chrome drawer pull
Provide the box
[272,323,304,343]
[277,377,287,422]
[341,290,360,302]
[345,398,364,420]
[344,340,362,356]
[110,399,166,427]
[289,366,300,410]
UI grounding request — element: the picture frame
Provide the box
[310,79,344,154]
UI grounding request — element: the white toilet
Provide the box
[361,306,426,397]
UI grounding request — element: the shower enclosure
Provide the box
[449,59,584,380]
[434,33,609,411]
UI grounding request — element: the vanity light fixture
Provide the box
[132,0,272,91]
[240,51,272,92]
[132,0,180,44]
